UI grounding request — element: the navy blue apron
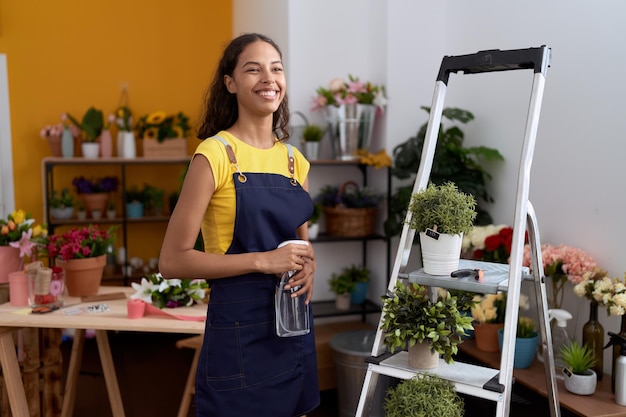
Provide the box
[195,137,319,417]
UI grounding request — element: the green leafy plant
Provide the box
[560,340,597,375]
[328,265,370,295]
[302,124,325,142]
[316,182,382,209]
[516,316,537,339]
[380,281,475,364]
[135,111,190,143]
[142,184,165,212]
[125,185,147,204]
[385,106,504,237]
[309,203,322,225]
[407,182,476,235]
[49,188,74,208]
[67,107,104,143]
[383,374,464,417]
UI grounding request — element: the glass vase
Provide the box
[612,315,626,392]
[582,301,604,381]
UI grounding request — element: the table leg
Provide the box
[0,328,30,417]
[95,330,126,417]
[61,329,85,417]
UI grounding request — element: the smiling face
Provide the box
[224,40,286,118]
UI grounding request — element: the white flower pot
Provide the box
[81,142,100,159]
[50,207,74,219]
[308,223,319,240]
[419,231,463,275]
[563,369,597,395]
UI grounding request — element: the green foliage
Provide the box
[49,188,74,208]
[302,124,325,142]
[125,185,148,204]
[316,183,382,209]
[67,106,104,142]
[407,182,476,235]
[384,374,464,417]
[328,264,370,295]
[309,203,322,224]
[516,316,536,339]
[560,340,597,375]
[384,106,504,237]
[142,184,165,210]
[380,281,475,364]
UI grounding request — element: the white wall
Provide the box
[234,1,626,369]
[0,54,15,219]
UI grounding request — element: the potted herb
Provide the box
[328,267,362,311]
[75,200,86,220]
[380,281,474,367]
[125,185,147,218]
[497,316,539,369]
[385,106,503,238]
[316,181,382,237]
[142,184,165,216]
[408,181,476,275]
[340,264,371,305]
[302,123,325,160]
[308,203,322,240]
[72,176,119,217]
[49,188,74,219]
[384,374,464,417]
[67,107,104,158]
[560,340,597,395]
[106,199,116,220]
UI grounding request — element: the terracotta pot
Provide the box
[335,293,351,310]
[0,246,22,284]
[474,322,505,352]
[408,342,439,369]
[81,193,109,217]
[47,135,62,157]
[57,255,106,297]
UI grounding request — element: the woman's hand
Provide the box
[269,242,316,304]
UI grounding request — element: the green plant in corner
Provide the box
[329,264,370,295]
[385,106,504,237]
[384,374,464,417]
[302,124,325,142]
[380,280,475,364]
[560,340,597,375]
[67,107,104,143]
[49,188,74,208]
[407,181,476,235]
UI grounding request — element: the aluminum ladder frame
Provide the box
[355,46,558,417]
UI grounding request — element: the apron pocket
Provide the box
[203,324,244,392]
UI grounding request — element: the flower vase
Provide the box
[116,131,124,157]
[612,315,626,392]
[100,129,113,158]
[121,131,136,158]
[474,322,504,352]
[61,127,74,158]
[583,301,604,381]
[0,246,22,284]
[325,103,376,160]
[57,255,106,297]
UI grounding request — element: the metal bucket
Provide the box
[330,329,395,417]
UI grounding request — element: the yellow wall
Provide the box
[0,0,232,259]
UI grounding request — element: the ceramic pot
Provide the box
[81,193,109,217]
[81,142,100,159]
[498,328,539,369]
[335,293,351,310]
[0,246,21,284]
[304,141,321,160]
[126,202,144,218]
[350,282,369,305]
[408,342,439,369]
[474,322,504,352]
[308,223,319,240]
[563,368,597,395]
[50,206,74,220]
[419,231,463,276]
[47,135,62,157]
[9,271,29,306]
[57,255,106,297]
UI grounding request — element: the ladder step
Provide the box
[400,259,532,294]
[368,351,504,401]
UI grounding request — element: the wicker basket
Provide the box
[324,206,377,237]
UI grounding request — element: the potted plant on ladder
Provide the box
[407,181,476,275]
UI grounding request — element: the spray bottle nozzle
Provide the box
[604,332,626,352]
[548,309,573,327]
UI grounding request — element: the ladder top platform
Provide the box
[400,259,532,294]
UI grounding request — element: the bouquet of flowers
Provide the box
[116,105,133,132]
[574,269,626,316]
[72,176,119,194]
[523,243,597,309]
[311,75,387,111]
[463,224,516,264]
[130,272,209,309]
[1,209,46,260]
[471,292,530,325]
[135,111,190,143]
[42,225,116,261]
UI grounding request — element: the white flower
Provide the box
[130,278,159,303]
[610,305,625,316]
[519,294,530,311]
[573,281,587,297]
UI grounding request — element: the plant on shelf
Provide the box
[49,188,74,209]
[302,124,325,142]
[66,107,104,142]
[130,272,209,309]
[72,176,120,194]
[311,74,387,110]
[559,340,598,395]
[307,203,322,240]
[142,184,166,215]
[380,280,475,364]
[135,111,191,143]
[384,106,504,238]
[125,185,147,204]
[383,374,464,417]
[41,225,116,261]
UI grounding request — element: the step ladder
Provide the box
[356,46,558,417]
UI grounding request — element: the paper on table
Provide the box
[144,303,206,322]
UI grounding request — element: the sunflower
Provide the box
[146,111,167,125]
[143,127,159,140]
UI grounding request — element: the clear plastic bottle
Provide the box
[549,309,573,374]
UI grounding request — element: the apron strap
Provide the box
[286,144,297,186]
[214,135,247,183]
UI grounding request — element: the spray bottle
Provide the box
[548,309,573,373]
[605,332,626,405]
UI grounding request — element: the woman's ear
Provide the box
[224,75,236,94]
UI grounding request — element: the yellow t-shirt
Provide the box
[194,131,310,254]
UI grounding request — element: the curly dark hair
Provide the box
[197,33,290,142]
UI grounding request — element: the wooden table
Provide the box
[459,338,626,417]
[0,286,206,417]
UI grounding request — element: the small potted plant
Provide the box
[143,184,166,216]
[75,200,87,220]
[328,270,357,311]
[66,107,104,158]
[335,264,371,305]
[560,340,597,395]
[407,181,476,275]
[72,176,119,217]
[136,111,191,157]
[384,374,464,417]
[49,188,74,219]
[125,185,147,218]
[301,123,325,160]
[308,203,321,240]
[106,199,116,220]
[497,316,539,369]
[380,280,474,368]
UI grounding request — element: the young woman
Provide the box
[159,33,319,416]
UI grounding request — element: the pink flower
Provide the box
[9,229,35,258]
